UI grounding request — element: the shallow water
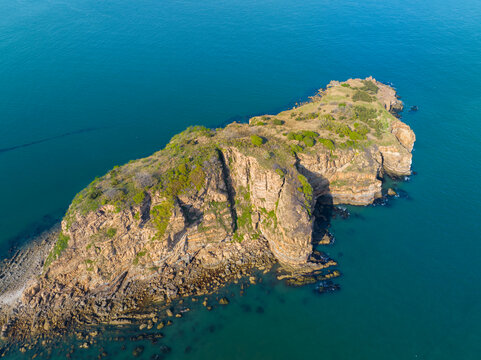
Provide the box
[1,0,481,358]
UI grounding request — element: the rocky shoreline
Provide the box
[0,78,415,350]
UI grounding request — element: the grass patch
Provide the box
[297,174,313,215]
[106,227,117,238]
[44,232,70,269]
[251,135,265,146]
[133,250,147,265]
[352,90,374,102]
[151,199,174,239]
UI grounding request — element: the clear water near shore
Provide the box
[1,0,481,358]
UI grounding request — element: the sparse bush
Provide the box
[360,80,379,93]
[44,232,70,269]
[250,135,265,146]
[352,90,373,102]
[272,119,284,125]
[290,144,303,155]
[275,168,285,177]
[135,172,155,188]
[151,199,174,239]
[303,136,315,147]
[297,174,313,215]
[318,138,335,151]
[132,191,145,205]
[106,227,117,238]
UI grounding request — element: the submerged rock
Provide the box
[387,188,397,196]
[218,297,230,305]
[315,280,341,294]
[132,345,144,357]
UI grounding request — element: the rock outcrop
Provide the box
[0,77,415,341]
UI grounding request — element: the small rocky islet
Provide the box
[0,77,415,350]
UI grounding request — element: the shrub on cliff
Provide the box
[318,138,335,151]
[151,199,174,239]
[303,136,315,147]
[354,105,377,122]
[360,80,379,93]
[132,191,145,205]
[44,232,70,269]
[250,135,265,146]
[352,90,373,102]
[297,174,313,215]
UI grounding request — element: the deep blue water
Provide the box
[1,0,481,358]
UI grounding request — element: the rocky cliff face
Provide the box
[0,78,415,340]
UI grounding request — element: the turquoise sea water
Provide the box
[1,0,481,358]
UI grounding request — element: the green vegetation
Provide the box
[207,201,230,233]
[341,83,350,88]
[287,130,319,148]
[275,168,285,178]
[318,138,335,151]
[297,174,313,215]
[189,166,206,191]
[132,191,145,205]
[353,105,387,137]
[250,135,265,146]
[295,112,319,121]
[106,227,117,238]
[44,232,70,269]
[252,120,267,126]
[133,250,147,265]
[151,199,174,239]
[290,144,303,155]
[233,186,254,242]
[352,90,373,102]
[360,80,379,93]
[260,207,277,229]
[272,119,284,125]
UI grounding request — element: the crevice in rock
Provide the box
[176,198,203,227]
[138,192,152,228]
[216,149,238,232]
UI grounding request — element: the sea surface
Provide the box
[1,0,481,358]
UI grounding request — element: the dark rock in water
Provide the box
[397,189,410,199]
[185,346,192,353]
[151,355,164,360]
[310,250,331,264]
[372,196,389,207]
[333,206,350,219]
[130,333,164,342]
[159,344,171,354]
[218,297,229,305]
[241,304,252,312]
[255,306,264,314]
[387,188,397,196]
[315,280,340,294]
[132,346,144,357]
[409,105,418,111]
[285,275,317,287]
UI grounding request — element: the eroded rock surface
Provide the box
[0,78,415,341]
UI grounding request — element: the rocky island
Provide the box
[0,78,415,344]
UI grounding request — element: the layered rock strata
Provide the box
[0,77,415,340]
